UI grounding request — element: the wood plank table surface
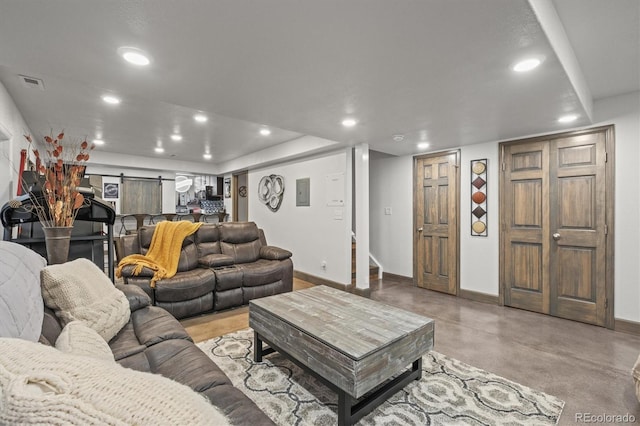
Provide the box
[249,285,434,426]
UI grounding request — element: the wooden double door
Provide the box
[500,126,614,327]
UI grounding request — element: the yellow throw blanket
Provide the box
[116,221,203,288]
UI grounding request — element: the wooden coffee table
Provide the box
[249,286,434,426]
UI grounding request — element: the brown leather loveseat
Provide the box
[41,284,274,425]
[118,221,293,319]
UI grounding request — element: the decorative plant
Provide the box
[22,131,94,227]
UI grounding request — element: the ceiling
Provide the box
[0,0,637,172]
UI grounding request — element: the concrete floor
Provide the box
[370,278,640,425]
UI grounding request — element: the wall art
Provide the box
[103,182,119,199]
[258,174,285,212]
[471,159,487,236]
[224,178,231,198]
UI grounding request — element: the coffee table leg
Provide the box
[414,358,422,380]
[254,332,263,362]
[338,391,354,426]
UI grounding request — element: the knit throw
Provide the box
[116,221,202,288]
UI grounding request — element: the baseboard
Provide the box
[293,270,371,298]
[382,272,414,285]
[614,318,640,336]
[458,289,499,305]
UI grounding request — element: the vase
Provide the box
[42,226,73,265]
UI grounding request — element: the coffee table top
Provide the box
[250,285,434,360]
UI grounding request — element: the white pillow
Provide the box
[0,241,46,341]
[0,338,230,426]
[41,258,130,341]
[55,321,114,362]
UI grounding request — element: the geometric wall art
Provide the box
[471,159,488,236]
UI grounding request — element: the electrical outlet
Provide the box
[384,207,392,215]
[321,260,327,270]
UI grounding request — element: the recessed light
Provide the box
[203,153,212,160]
[393,134,405,142]
[194,114,208,123]
[417,142,430,150]
[92,139,105,145]
[117,47,151,66]
[342,118,358,128]
[154,147,165,153]
[512,57,543,73]
[101,95,121,105]
[260,128,271,136]
[170,134,183,142]
[558,114,578,123]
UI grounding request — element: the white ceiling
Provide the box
[0,0,637,172]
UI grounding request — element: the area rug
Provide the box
[197,329,564,425]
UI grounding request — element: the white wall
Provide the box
[370,154,413,276]
[370,91,640,321]
[597,91,640,321]
[248,150,352,285]
[0,81,32,206]
[459,143,500,295]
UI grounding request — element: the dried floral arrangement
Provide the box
[22,131,95,227]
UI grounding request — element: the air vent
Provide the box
[19,75,45,90]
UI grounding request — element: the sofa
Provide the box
[0,241,274,425]
[118,221,293,319]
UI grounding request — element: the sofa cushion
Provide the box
[0,338,230,425]
[221,239,262,264]
[195,224,221,256]
[153,268,216,303]
[218,221,261,244]
[109,305,191,362]
[55,321,114,362]
[237,259,284,287]
[41,258,130,341]
[0,241,46,342]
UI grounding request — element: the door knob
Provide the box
[552,233,561,241]
[417,227,423,232]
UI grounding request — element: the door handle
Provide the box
[417,227,423,232]
[552,232,561,241]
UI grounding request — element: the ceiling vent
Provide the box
[19,75,45,90]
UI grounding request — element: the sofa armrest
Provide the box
[116,284,151,311]
[199,254,235,268]
[119,264,155,278]
[260,246,292,260]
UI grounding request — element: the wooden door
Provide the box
[414,152,459,295]
[121,179,162,214]
[500,126,613,327]
[502,141,550,314]
[549,133,607,325]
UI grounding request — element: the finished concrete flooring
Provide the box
[370,278,640,425]
[184,277,640,425]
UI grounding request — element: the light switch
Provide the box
[384,207,392,215]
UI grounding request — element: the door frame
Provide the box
[413,149,461,293]
[498,125,615,328]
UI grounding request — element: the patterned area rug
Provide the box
[197,329,564,425]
